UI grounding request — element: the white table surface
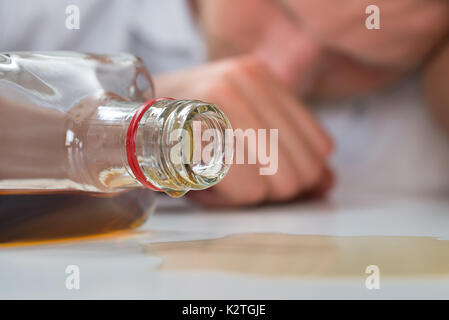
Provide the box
[1,190,449,300]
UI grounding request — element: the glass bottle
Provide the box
[0,52,232,244]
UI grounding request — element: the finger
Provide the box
[197,79,270,206]
[187,189,234,208]
[228,60,324,193]
[302,166,335,200]
[255,61,334,158]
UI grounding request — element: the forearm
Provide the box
[423,40,449,136]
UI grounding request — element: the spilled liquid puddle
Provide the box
[143,233,449,278]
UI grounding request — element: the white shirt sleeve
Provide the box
[0,0,205,73]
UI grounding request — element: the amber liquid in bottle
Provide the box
[0,95,158,244]
[0,190,155,244]
[0,52,232,245]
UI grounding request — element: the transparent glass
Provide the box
[0,52,232,244]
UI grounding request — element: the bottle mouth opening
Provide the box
[160,100,233,196]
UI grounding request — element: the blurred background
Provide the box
[1,0,449,204]
[0,0,449,299]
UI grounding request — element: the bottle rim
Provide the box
[125,97,174,192]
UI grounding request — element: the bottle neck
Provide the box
[122,98,232,197]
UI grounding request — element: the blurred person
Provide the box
[1,0,449,207]
[156,0,449,205]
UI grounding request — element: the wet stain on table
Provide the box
[143,233,449,278]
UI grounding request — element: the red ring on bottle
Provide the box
[125,98,174,192]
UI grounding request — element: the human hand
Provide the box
[153,56,333,207]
